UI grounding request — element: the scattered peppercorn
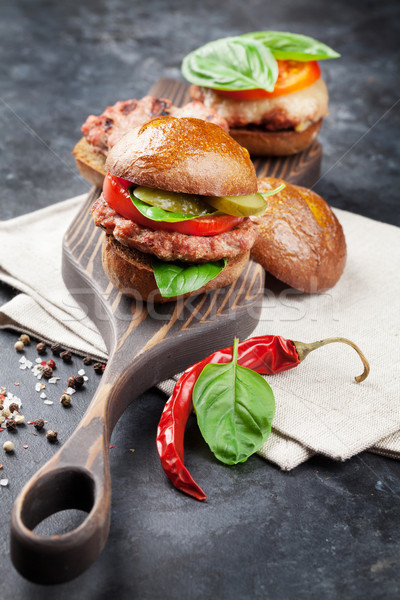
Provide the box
[93,362,105,374]
[42,366,53,379]
[83,356,92,365]
[60,393,71,407]
[1,408,11,418]
[0,405,3,412]
[8,403,19,414]
[51,342,62,355]
[46,430,58,443]
[67,376,76,389]
[47,359,56,369]
[36,341,47,355]
[14,340,25,352]
[6,419,17,431]
[3,441,14,453]
[33,418,44,431]
[74,375,84,389]
[60,350,72,363]
[19,334,31,345]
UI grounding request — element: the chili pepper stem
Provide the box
[293,337,370,383]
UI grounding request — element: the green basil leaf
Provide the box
[182,36,278,91]
[152,257,226,297]
[193,338,275,465]
[242,31,340,61]
[130,188,206,222]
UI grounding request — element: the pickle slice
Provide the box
[204,193,267,217]
[133,187,215,216]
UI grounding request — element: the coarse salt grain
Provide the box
[3,396,21,410]
[48,377,59,384]
[44,400,53,405]
[25,360,33,368]
[0,479,9,486]
[19,364,27,370]
[40,392,47,399]
[35,383,42,392]
[83,376,89,382]
[66,387,76,395]
[19,356,26,364]
[78,369,85,376]
[35,358,42,364]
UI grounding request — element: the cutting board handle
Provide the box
[10,385,112,585]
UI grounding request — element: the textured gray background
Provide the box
[0,0,399,598]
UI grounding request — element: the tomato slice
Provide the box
[102,173,244,236]
[215,60,321,100]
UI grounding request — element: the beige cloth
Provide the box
[1,195,399,470]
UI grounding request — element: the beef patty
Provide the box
[91,195,259,263]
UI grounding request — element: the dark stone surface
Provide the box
[0,0,399,598]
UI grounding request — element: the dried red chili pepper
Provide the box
[156,336,369,501]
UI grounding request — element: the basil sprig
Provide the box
[152,257,226,297]
[129,188,215,222]
[242,31,341,61]
[182,32,339,91]
[182,36,279,92]
[192,337,275,465]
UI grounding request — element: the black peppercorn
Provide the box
[93,362,105,374]
[74,375,84,389]
[8,402,19,414]
[46,430,58,443]
[36,341,47,355]
[42,366,53,379]
[33,418,44,430]
[83,356,92,365]
[6,419,17,431]
[67,376,76,389]
[60,350,72,363]
[51,342,62,355]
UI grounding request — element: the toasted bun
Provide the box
[73,137,106,187]
[229,120,323,157]
[251,177,346,293]
[105,116,257,196]
[102,234,250,303]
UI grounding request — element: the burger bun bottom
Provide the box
[102,234,250,303]
[73,137,106,188]
[229,120,322,156]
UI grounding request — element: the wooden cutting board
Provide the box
[10,187,265,584]
[10,77,321,584]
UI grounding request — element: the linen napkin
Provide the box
[1,194,399,470]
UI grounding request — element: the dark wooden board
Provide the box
[10,187,265,584]
[9,76,321,585]
[149,78,322,188]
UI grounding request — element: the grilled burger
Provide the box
[91,116,267,302]
[182,31,340,156]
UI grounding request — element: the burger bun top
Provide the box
[105,116,257,197]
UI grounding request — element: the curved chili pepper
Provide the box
[156,336,370,500]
